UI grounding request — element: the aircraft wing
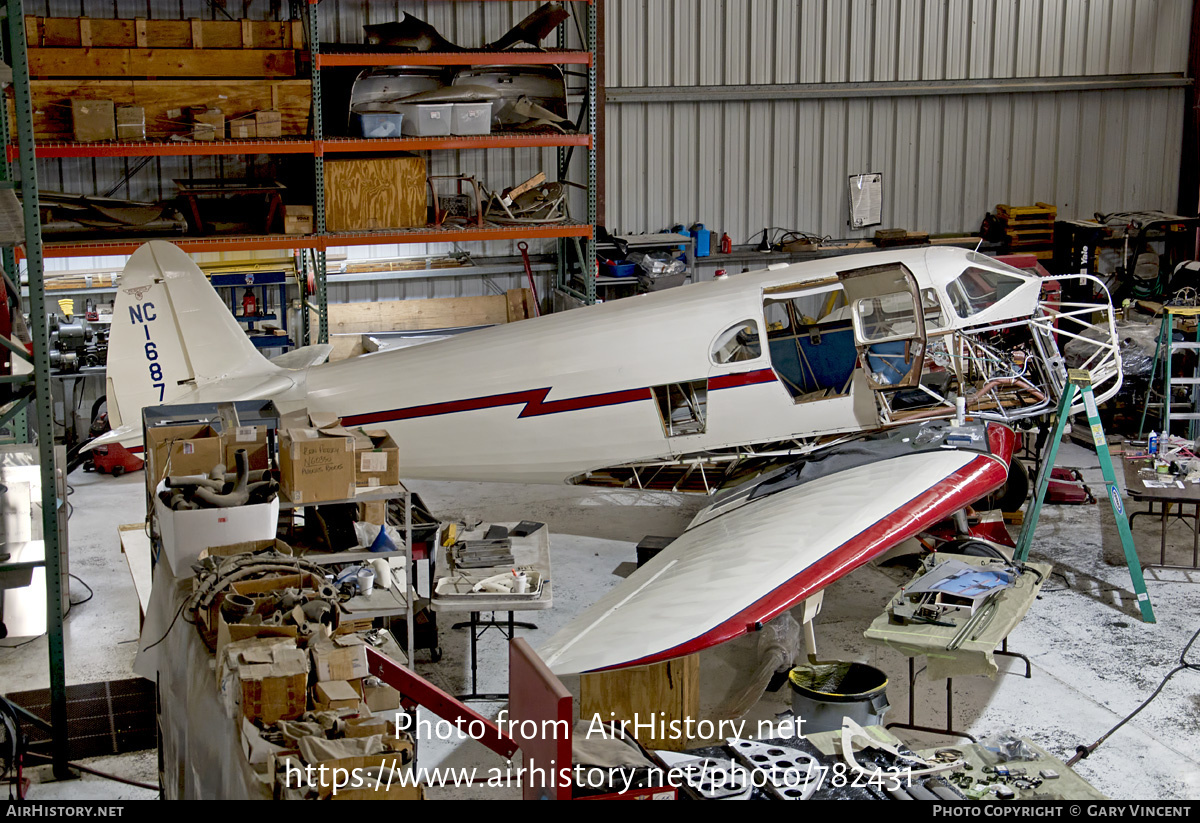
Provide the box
[269,344,333,371]
[538,422,1015,675]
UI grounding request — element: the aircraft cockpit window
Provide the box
[853,291,919,343]
[711,321,762,365]
[948,267,1025,318]
[921,288,946,329]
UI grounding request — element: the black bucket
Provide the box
[788,662,890,734]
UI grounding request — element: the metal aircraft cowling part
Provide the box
[537,421,1015,675]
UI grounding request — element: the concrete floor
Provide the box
[3,440,1198,799]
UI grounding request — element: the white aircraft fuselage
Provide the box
[102,242,1121,492]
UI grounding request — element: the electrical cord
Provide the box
[68,574,92,606]
[139,600,187,654]
[1065,620,1200,767]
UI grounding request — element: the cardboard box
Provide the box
[355,431,400,488]
[279,424,356,505]
[154,480,281,576]
[311,634,369,682]
[193,108,225,141]
[362,680,401,713]
[224,637,309,725]
[229,118,257,139]
[255,110,282,137]
[217,613,298,667]
[358,500,387,526]
[71,99,115,142]
[316,755,423,800]
[312,680,362,711]
[145,423,225,497]
[283,205,313,236]
[115,105,145,140]
[224,424,269,473]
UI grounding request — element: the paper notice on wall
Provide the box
[848,172,883,229]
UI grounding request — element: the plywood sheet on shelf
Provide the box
[323,155,426,232]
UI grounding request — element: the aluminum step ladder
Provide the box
[1139,306,1200,440]
[1017,369,1155,623]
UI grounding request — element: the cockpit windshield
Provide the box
[947,267,1026,318]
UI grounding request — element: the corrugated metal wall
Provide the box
[604,0,1193,242]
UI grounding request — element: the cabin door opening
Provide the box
[761,281,858,404]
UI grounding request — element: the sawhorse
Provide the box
[1015,369,1156,622]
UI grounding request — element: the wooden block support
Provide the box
[26,16,305,49]
[580,655,700,751]
[324,155,427,232]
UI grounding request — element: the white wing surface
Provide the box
[538,431,1011,674]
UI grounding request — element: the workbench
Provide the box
[431,521,552,701]
[864,553,1051,741]
[1122,455,1200,571]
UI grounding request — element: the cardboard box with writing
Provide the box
[222,637,309,726]
[310,634,369,682]
[224,424,270,473]
[144,423,225,497]
[283,205,314,236]
[279,422,356,504]
[71,99,115,142]
[355,431,400,488]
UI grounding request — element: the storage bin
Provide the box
[451,102,492,135]
[398,103,451,136]
[355,111,404,138]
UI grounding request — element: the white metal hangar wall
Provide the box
[602,0,1193,243]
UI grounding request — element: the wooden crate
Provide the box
[324,155,426,232]
[580,655,699,751]
[29,47,298,78]
[18,78,310,139]
[316,290,535,361]
[25,16,305,49]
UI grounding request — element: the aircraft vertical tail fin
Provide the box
[106,241,280,431]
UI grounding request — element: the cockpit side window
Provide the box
[711,321,762,365]
[948,267,1025,318]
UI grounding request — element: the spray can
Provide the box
[1149,430,1159,456]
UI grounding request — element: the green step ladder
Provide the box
[1139,306,1200,440]
[1015,369,1155,623]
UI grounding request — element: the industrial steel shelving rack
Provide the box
[0,0,71,778]
[12,0,600,345]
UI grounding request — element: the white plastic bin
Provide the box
[399,103,452,136]
[451,102,492,136]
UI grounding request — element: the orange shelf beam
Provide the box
[41,223,593,258]
[316,49,591,67]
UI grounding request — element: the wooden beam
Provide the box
[29,47,298,78]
